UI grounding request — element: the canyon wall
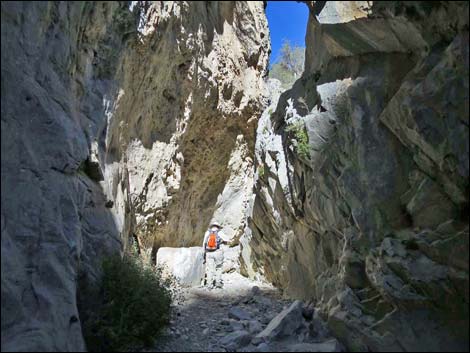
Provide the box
[2,1,468,352]
[248,1,469,351]
[105,1,269,256]
[1,1,269,351]
[1,2,125,350]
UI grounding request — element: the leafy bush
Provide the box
[258,164,265,178]
[286,121,310,159]
[82,254,172,352]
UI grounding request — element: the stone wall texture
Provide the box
[248,1,469,351]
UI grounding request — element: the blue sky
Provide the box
[266,1,309,65]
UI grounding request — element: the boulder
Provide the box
[220,330,252,350]
[256,300,304,341]
[228,307,253,321]
[156,247,204,287]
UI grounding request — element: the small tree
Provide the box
[278,39,304,79]
[269,40,305,89]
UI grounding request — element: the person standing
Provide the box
[202,221,227,289]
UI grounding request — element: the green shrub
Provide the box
[258,164,265,178]
[82,254,172,352]
[286,121,310,159]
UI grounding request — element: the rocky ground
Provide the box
[150,272,343,352]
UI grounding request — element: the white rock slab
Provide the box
[156,247,205,287]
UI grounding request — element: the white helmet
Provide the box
[210,221,222,229]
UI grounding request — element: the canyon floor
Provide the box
[150,272,342,352]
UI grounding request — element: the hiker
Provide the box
[202,221,228,289]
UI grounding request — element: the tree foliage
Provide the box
[269,40,305,89]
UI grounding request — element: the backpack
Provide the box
[207,230,218,251]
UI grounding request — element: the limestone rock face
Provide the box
[1,1,268,351]
[104,1,269,255]
[156,247,205,287]
[1,2,127,351]
[248,1,469,351]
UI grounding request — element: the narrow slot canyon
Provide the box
[1,1,469,352]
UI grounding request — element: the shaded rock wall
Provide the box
[1,2,130,351]
[248,1,469,351]
[1,2,127,350]
[1,1,269,351]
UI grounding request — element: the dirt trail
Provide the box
[150,273,289,352]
